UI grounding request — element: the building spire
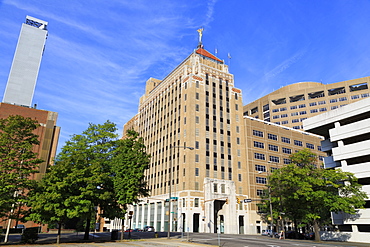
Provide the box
[197,27,204,48]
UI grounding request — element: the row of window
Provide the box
[248,89,370,116]
[252,130,319,148]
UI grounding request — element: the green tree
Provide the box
[0,115,43,221]
[267,149,367,241]
[27,123,150,243]
[28,121,121,243]
[112,129,150,239]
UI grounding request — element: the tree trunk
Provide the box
[313,219,320,242]
[57,222,62,244]
[120,222,124,240]
[84,218,91,240]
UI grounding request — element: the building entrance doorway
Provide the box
[193,213,200,232]
[239,215,244,234]
[213,200,226,233]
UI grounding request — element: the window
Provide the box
[339,97,347,102]
[254,153,265,160]
[298,104,306,108]
[318,100,326,105]
[253,141,265,148]
[294,140,303,146]
[272,98,286,105]
[330,98,337,103]
[319,107,327,112]
[263,104,270,112]
[272,108,279,113]
[331,106,338,110]
[196,104,199,111]
[269,156,280,163]
[195,154,199,162]
[290,105,297,110]
[299,111,307,115]
[273,115,280,119]
[195,168,199,176]
[268,133,277,140]
[236,137,240,145]
[253,130,264,137]
[256,177,267,184]
[238,174,242,182]
[213,183,218,192]
[255,164,266,172]
[280,114,288,118]
[351,95,360,100]
[291,112,299,116]
[308,91,325,99]
[310,109,318,113]
[235,104,239,110]
[280,107,287,111]
[221,184,226,193]
[195,116,199,124]
[236,126,240,133]
[281,120,288,124]
[309,102,317,106]
[194,198,199,207]
[306,143,314,149]
[350,82,368,92]
[195,141,199,149]
[328,87,345,96]
[292,119,299,123]
[290,94,305,103]
[293,126,300,129]
[362,93,369,98]
[196,92,199,100]
[195,182,199,190]
[284,158,291,164]
[269,144,279,152]
[282,147,292,154]
[251,107,258,114]
[257,189,265,196]
[318,146,322,151]
[281,137,290,144]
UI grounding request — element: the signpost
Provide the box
[243,199,252,203]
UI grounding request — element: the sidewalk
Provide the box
[1,232,216,246]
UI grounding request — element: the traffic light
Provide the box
[236,198,240,204]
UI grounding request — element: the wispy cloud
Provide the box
[203,0,218,27]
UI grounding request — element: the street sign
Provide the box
[170,197,178,200]
[244,199,252,203]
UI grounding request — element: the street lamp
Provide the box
[168,145,194,239]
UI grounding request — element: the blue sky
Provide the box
[1,0,370,151]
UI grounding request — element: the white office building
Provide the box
[3,16,48,107]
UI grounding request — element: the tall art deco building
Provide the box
[120,33,326,234]
[123,36,249,234]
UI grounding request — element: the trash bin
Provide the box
[111,230,119,240]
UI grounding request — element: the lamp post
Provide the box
[168,145,194,239]
[259,161,278,236]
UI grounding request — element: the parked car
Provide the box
[304,232,315,240]
[15,224,26,229]
[261,229,278,237]
[285,231,305,239]
[143,226,155,232]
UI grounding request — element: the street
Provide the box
[3,232,370,247]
